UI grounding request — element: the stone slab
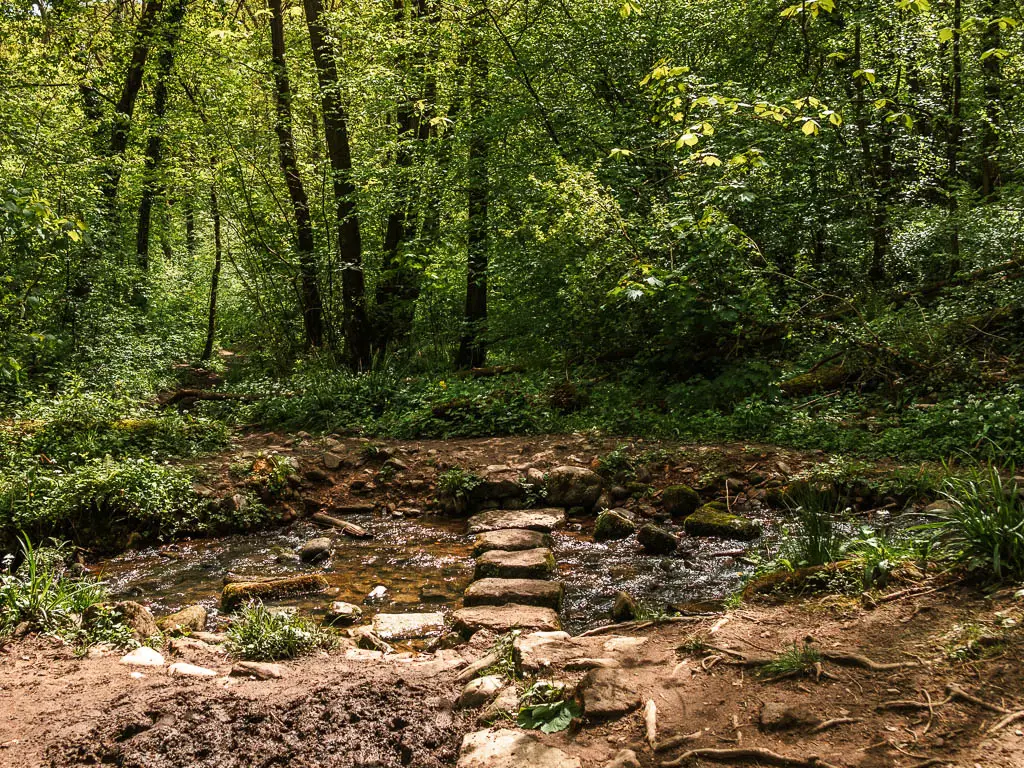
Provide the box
[463,578,564,610]
[474,548,555,580]
[452,604,562,635]
[457,728,581,768]
[467,508,566,535]
[473,528,552,556]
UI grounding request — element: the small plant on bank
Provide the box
[0,535,113,640]
[226,602,334,661]
[758,642,821,679]
[516,680,580,734]
[436,467,482,502]
[928,463,1024,581]
[481,631,522,681]
[782,487,849,568]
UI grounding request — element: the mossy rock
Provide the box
[594,509,636,542]
[221,574,329,611]
[683,506,761,540]
[637,523,678,554]
[662,484,700,517]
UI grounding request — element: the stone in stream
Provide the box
[611,591,639,622]
[221,574,329,611]
[683,505,762,540]
[457,729,581,768]
[324,601,363,626]
[637,523,678,554]
[464,578,563,610]
[87,601,158,643]
[661,484,701,516]
[452,604,561,636]
[594,509,636,542]
[474,548,555,580]
[472,528,551,556]
[466,508,566,535]
[298,537,333,563]
[371,612,446,641]
[577,668,642,720]
[544,465,604,509]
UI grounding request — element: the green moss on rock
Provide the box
[683,506,761,540]
[662,484,700,516]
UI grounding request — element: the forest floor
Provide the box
[2,433,1023,767]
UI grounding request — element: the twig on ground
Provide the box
[661,747,839,768]
[986,709,1024,735]
[810,717,860,733]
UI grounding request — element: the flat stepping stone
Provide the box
[452,604,561,635]
[474,548,555,580]
[457,728,581,768]
[371,612,446,641]
[463,578,564,610]
[473,528,551,556]
[467,508,566,535]
[578,668,641,720]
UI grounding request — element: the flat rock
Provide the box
[464,578,563,610]
[372,612,446,641]
[158,605,208,635]
[299,537,333,563]
[231,661,285,680]
[473,529,551,556]
[453,604,561,636]
[457,728,581,768]
[325,601,363,626]
[467,508,566,535]
[513,630,576,672]
[119,647,165,667]
[474,548,555,580]
[222,574,329,611]
[578,668,641,720]
[168,662,218,677]
[457,675,504,709]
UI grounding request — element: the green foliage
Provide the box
[0,536,112,640]
[436,467,483,499]
[226,602,334,661]
[928,464,1024,581]
[481,631,522,681]
[758,643,822,679]
[782,487,849,568]
[516,681,580,734]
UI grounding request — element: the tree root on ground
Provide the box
[661,747,839,768]
[820,651,919,671]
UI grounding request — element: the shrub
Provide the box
[226,602,334,660]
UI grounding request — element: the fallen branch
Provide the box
[821,651,919,671]
[157,388,264,407]
[986,709,1024,735]
[662,747,839,768]
[311,512,371,538]
[810,717,860,733]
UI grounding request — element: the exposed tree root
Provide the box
[653,731,703,752]
[661,746,839,768]
[810,717,860,733]
[820,651,919,671]
[986,709,1024,735]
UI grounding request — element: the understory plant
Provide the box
[516,680,580,734]
[226,602,334,661]
[929,463,1024,581]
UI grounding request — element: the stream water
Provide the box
[96,510,776,635]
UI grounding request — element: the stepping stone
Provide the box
[371,612,446,641]
[467,508,566,535]
[474,548,555,580]
[463,578,564,610]
[452,604,562,635]
[473,528,551,556]
[457,728,581,768]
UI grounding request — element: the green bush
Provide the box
[226,602,334,661]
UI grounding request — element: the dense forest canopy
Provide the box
[1,0,1022,454]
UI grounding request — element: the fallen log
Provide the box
[311,512,372,538]
[221,574,329,611]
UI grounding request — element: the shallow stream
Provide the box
[96,510,775,634]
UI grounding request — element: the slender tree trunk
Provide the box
[101,0,165,210]
[980,4,1002,198]
[947,0,963,268]
[135,0,188,270]
[455,11,489,370]
[268,0,324,348]
[303,0,371,369]
[185,199,196,257]
[202,182,223,361]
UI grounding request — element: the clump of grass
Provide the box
[226,602,334,661]
[0,535,113,641]
[929,463,1024,581]
[783,486,849,568]
[758,642,821,679]
[481,630,521,681]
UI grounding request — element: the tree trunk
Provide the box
[202,182,223,361]
[303,0,371,369]
[947,0,963,268]
[135,0,188,271]
[455,11,489,370]
[980,4,1002,198]
[269,0,324,349]
[101,0,165,210]
[185,199,196,257]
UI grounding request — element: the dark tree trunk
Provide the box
[455,14,489,370]
[374,0,436,353]
[303,0,371,369]
[268,0,324,348]
[202,182,223,361]
[947,0,963,268]
[101,0,165,210]
[135,0,188,271]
